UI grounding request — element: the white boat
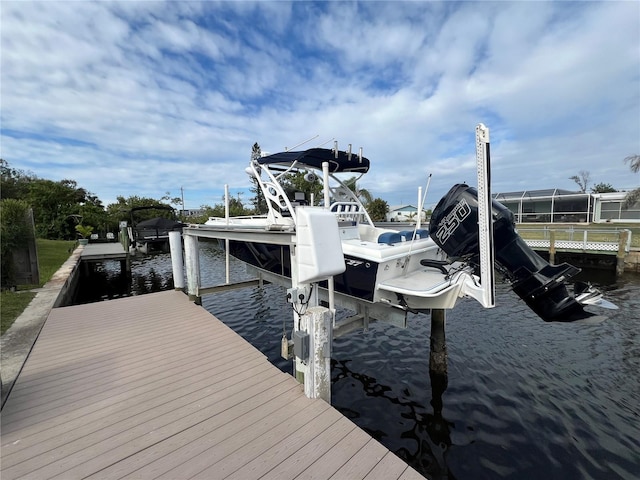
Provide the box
[203,134,616,322]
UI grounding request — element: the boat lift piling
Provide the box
[427,124,494,379]
[169,231,184,291]
[183,232,201,304]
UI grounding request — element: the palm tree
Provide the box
[623,155,639,209]
[344,176,373,206]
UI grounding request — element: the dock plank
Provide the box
[0,290,426,480]
[295,428,372,479]
[258,416,357,480]
[364,452,411,479]
[329,439,389,479]
[1,360,275,474]
[85,380,301,479]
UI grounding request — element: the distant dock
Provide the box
[79,241,131,276]
[79,242,128,262]
[0,290,424,480]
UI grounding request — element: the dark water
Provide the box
[77,243,640,480]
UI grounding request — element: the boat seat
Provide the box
[378,232,403,244]
[399,229,429,241]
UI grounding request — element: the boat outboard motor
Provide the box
[429,184,607,322]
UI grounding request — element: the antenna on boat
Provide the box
[285,134,319,152]
[416,173,432,232]
[403,173,432,273]
[347,144,352,161]
[317,137,335,148]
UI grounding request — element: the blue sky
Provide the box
[2,1,639,211]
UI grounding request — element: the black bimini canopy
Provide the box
[257,148,370,174]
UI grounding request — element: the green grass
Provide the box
[1,290,36,335]
[1,239,76,335]
[33,239,77,288]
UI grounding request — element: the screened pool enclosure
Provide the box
[493,189,640,223]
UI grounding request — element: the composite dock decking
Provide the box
[0,290,425,480]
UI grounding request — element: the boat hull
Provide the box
[227,240,379,302]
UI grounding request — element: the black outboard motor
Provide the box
[429,184,590,322]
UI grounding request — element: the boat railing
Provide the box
[329,202,369,222]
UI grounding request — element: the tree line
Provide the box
[1,159,185,240]
[0,153,391,243]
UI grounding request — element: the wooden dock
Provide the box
[80,242,128,262]
[0,290,425,480]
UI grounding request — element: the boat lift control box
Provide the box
[295,207,346,284]
[293,330,309,362]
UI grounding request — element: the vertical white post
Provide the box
[301,307,332,402]
[169,231,184,290]
[322,162,331,209]
[322,161,336,324]
[416,186,422,230]
[476,123,495,308]
[224,184,230,284]
[183,233,201,304]
[289,241,303,383]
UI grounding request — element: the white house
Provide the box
[386,205,427,223]
[591,191,640,223]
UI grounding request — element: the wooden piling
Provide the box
[617,230,629,276]
[549,230,556,265]
[429,309,448,376]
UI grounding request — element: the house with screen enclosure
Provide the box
[492,189,640,224]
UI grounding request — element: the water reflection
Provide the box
[74,253,175,304]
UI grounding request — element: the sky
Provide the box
[2,1,639,212]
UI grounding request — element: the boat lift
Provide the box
[175,124,496,402]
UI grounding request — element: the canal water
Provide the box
[77,242,640,480]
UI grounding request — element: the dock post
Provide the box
[183,233,201,304]
[169,231,185,291]
[429,309,447,376]
[119,226,132,273]
[300,307,332,403]
[549,230,556,265]
[617,230,629,276]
